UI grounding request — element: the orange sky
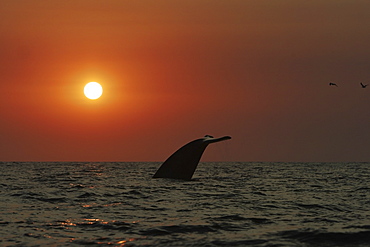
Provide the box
[1,1,370,162]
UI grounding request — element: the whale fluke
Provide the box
[153,135,231,180]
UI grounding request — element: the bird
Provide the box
[360,82,368,88]
[329,82,338,87]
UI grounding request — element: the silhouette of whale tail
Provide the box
[153,135,231,180]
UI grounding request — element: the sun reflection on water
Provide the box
[62,218,142,246]
[81,202,122,208]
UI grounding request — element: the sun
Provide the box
[84,82,103,100]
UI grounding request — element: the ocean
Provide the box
[1,162,369,246]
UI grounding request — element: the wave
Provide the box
[279,229,370,246]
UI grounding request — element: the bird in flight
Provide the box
[360,82,368,88]
[329,82,338,87]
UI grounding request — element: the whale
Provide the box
[153,135,231,180]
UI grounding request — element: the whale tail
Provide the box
[153,135,231,180]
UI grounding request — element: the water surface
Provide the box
[1,162,369,246]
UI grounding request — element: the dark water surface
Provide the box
[1,162,369,246]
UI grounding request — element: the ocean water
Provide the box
[1,162,369,246]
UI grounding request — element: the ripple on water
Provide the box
[278,229,370,246]
[1,162,369,246]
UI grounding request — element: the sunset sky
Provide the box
[1,0,370,162]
